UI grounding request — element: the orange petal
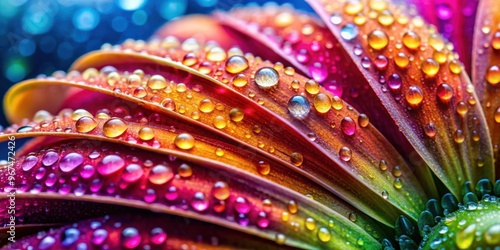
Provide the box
[471,0,500,178]
[304,0,494,195]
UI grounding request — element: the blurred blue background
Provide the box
[0,0,311,128]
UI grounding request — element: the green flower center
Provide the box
[389,179,500,249]
[421,196,500,249]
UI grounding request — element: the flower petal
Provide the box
[471,0,500,178]
[406,0,479,73]
[212,6,440,196]
[4,39,428,226]
[303,0,494,194]
[2,139,383,248]
[5,213,294,249]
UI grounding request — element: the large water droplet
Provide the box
[341,117,356,136]
[22,155,38,171]
[254,67,279,89]
[122,164,144,183]
[59,153,84,172]
[191,192,209,212]
[288,95,310,119]
[121,227,141,249]
[225,55,249,74]
[340,23,358,41]
[150,227,167,245]
[97,155,125,176]
[148,164,173,185]
[103,118,128,138]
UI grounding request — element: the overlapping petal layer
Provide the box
[471,0,500,177]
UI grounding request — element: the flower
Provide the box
[1,0,500,249]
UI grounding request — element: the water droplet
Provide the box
[344,0,363,15]
[275,233,286,245]
[61,228,80,247]
[97,155,125,176]
[367,30,389,50]
[92,229,108,245]
[449,60,462,74]
[456,223,476,249]
[305,79,320,95]
[39,236,56,249]
[165,186,178,201]
[405,86,424,106]
[422,58,440,77]
[382,190,388,199]
[33,110,53,123]
[232,74,248,87]
[492,31,500,50]
[330,12,342,25]
[22,155,38,171]
[150,227,167,245]
[402,31,421,49]
[339,147,352,161]
[486,65,500,85]
[234,196,251,214]
[379,160,388,171]
[182,52,198,66]
[103,118,128,138]
[290,152,304,166]
[495,107,500,123]
[199,99,215,113]
[72,109,93,121]
[288,200,298,214]
[393,178,403,189]
[454,129,465,143]
[122,164,143,183]
[288,95,311,119]
[229,108,244,122]
[147,75,167,90]
[59,153,84,172]
[121,227,141,249]
[255,67,279,89]
[484,224,500,245]
[212,181,230,200]
[178,163,192,178]
[305,217,316,230]
[149,164,173,185]
[349,212,357,222]
[424,123,437,138]
[428,34,445,51]
[341,117,356,136]
[378,10,394,26]
[436,83,454,102]
[388,73,402,91]
[332,96,343,110]
[213,115,227,129]
[395,52,409,68]
[257,161,271,175]
[374,55,388,70]
[215,148,225,156]
[191,192,209,212]
[17,125,33,133]
[138,127,154,141]
[174,133,195,150]
[207,47,227,62]
[456,101,469,116]
[313,93,331,113]
[358,114,369,127]
[225,55,249,74]
[318,227,331,242]
[340,23,359,41]
[79,164,95,179]
[42,151,59,167]
[76,117,97,133]
[309,62,327,82]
